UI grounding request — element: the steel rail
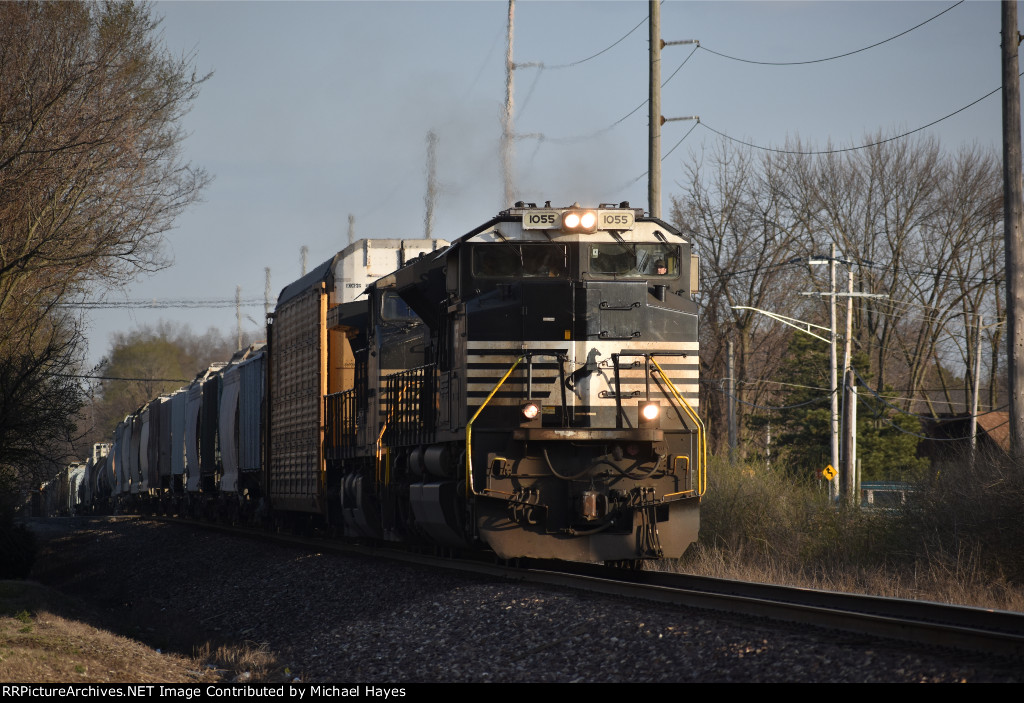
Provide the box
[524,563,1024,661]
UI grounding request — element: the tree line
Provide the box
[81,322,263,454]
[672,135,1004,478]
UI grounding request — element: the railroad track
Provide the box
[523,562,1024,662]
[167,515,1024,663]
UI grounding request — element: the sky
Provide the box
[79,0,1007,369]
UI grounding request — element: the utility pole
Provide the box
[971,315,984,465]
[649,0,661,218]
[806,255,885,504]
[502,0,515,208]
[842,265,856,506]
[647,4,698,219]
[301,245,308,276]
[829,246,839,500]
[843,383,857,505]
[806,250,845,501]
[741,265,882,507]
[971,317,1006,464]
[264,267,272,319]
[727,339,737,461]
[235,285,243,351]
[1002,0,1024,458]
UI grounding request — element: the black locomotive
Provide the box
[271,202,704,562]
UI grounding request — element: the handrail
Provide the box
[376,383,409,486]
[465,356,524,497]
[650,358,706,497]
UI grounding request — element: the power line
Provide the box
[540,13,649,69]
[848,256,1003,285]
[661,44,700,88]
[851,367,1009,423]
[700,252,1002,288]
[544,45,701,146]
[662,113,701,161]
[62,299,266,310]
[706,368,1009,437]
[698,1,964,67]
[698,76,1006,156]
[554,0,948,146]
[701,257,806,282]
[735,378,830,393]
[46,372,192,383]
[628,70,1011,189]
[609,116,701,192]
[873,412,1008,442]
[544,100,647,144]
[715,387,831,412]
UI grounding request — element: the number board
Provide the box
[521,211,560,229]
[599,211,635,230]
[521,210,635,230]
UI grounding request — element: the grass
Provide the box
[1,519,297,685]
[0,580,251,683]
[192,641,279,683]
[670,452,1024,613]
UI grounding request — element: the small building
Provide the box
[919,411,1010,464]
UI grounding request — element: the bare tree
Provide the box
[0,2,210,489]
[671,140,808,455]
[0,2,209,293]
[672,134,1003,462]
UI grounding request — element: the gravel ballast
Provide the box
[26,516,1021,683]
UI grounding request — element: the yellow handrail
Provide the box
[376,383,409,486]
[650,358,706,497]
[465,356,524,497]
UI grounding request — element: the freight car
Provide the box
[36,443,108,517]
[104,237,446,521]
[97,203,705,565]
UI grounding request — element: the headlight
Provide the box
[639,401,660,428]
[561,209,598,233]
[521,402,540,420]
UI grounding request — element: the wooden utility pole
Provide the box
[828,245,839,500]
[843,383,857,505]
[649,0,662,218]
[971,315,984,465]
[727,338,737,461]
[1002,0,1024,458]
[842,266,856,506]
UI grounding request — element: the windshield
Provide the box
[588,243,680,277]
[472,244,567,278]
[380,292,418,321]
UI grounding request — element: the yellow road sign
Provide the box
[822,464,837,480]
